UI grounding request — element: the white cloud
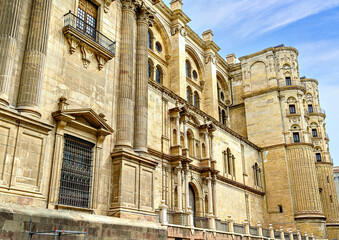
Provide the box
[173,0,339,38]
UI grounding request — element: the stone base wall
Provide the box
[0,204,167,240]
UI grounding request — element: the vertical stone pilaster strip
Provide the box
[134,7,152,153]
[0,0,23,105]
[16,0,52,117]
[177,165,182,212]
[212,175,218,218]
[115,0,136,149]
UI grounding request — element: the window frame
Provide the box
[293,132,300,143]
[289,104,296,114]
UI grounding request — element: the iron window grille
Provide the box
[59,134,95,208]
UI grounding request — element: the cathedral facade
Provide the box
[0,0,338,239]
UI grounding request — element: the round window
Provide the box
[192,70,198,79]
[156,42,162,53]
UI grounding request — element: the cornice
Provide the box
[148,80,261,150]
[147,147,265,196]
[216,54,230,72]
[301,78,319,85]
[239,47,299,61]
[171,9,191,24]
[185,26,205,48]
[243,85,306,99]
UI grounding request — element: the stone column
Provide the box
[212,175,218,218]
[16,0,52,117]
[115,0,136,149]
[177,165,183,212]
[207,177,213,214]
[184,165,189,212]
[134,7,153,153]
[210,133,214,160]
[0,0,23,106]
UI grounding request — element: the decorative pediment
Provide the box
[52,97,113,137]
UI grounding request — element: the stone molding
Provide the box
[148,80,261,151]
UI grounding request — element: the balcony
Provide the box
[62,11,116,69]
[309,107,326,117]
[279,79,306,89]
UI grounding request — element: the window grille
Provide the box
[59,134,95,208]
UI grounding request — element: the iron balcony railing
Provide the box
[63,11,116,55]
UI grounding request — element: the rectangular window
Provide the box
[285,77,292,86]
[293,132,300,143]
[59,134,95,208]
[312,129,318,137]
[316,153,322,162]
[308,104,313,113]
[278,205,283,213]
[289,105,296,114]
[77,0,98,39]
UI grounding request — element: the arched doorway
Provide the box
[189,184,196,226]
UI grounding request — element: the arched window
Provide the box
[186,60,192,78]
[187,130,194,156]
[187,87,192,103]
[148,59,154,80]
[222,110,226,125]
[193,91,199,108]
[148,30,153,49]
[156,65,163,84]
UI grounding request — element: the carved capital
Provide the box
[171,24,186,37]
[205,53,216,64]
[137,5,155,26]
[121,0,137,12]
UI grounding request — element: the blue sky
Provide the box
[163,0,339,166]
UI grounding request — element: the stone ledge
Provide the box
[0,203,167,240]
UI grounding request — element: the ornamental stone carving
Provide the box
[205,53,217,64]
[171,24,186,37]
